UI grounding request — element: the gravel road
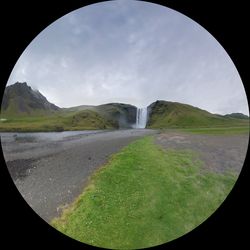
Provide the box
[1,129,156,222]
[1,129,248,224]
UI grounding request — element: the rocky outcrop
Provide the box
[1,82,59,114]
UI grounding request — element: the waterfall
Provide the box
[136,107,148,128]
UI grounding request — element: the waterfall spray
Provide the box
[136,107,148,128]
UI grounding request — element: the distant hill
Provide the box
[1,83,248,131]
[62,103,137,129]
[1,82,59,115]
[147,100,249,128]
[61,105,96,112]
[0,82,137,131]
[96,103,136,128]
[69,110,115,130]
[223,113,249,120]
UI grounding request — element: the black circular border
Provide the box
[0,0,249,249]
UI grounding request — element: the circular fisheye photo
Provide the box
[0,0,249,249]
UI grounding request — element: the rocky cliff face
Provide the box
[96,103,137,128]
[1,82,59,114]
[146,100,169,127]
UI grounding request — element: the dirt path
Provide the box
[155,132,249,173]
[1,129,156,222]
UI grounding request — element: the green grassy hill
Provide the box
[96,103,136,128]
[63,103,137,128]
[147,100,249,129]
[1,83,248,131]
[0,104,136,132]
[0,82,137,131]
[0,109,115,132]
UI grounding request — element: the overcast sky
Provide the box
[7,0,249,115]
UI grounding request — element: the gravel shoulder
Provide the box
[154,131,249,173]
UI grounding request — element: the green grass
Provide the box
[0,102,138,131]
[180,126,249,135]
[1,98,137,131]
[0,110,115,132]
[51,137,237,249]
[147,101,249,129]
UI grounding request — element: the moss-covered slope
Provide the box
[147,100,249,128]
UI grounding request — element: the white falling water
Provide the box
[136,107,148,128]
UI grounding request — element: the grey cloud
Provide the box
[6,0,249,115]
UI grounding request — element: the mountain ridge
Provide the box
[1,82,59,115]
[0,82,248,131]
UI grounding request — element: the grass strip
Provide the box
[180,126,249,135]
[52,136,236,249]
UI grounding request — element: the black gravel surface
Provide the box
[155,132,249,173]
[1,129,156,222]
